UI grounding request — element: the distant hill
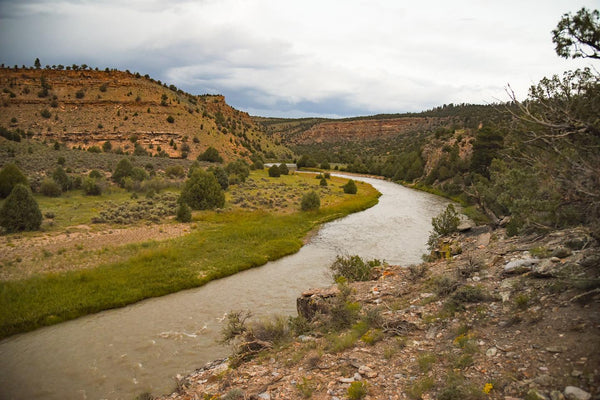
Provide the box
[0,67,290,161]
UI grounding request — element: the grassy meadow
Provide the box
[0,170,380,338]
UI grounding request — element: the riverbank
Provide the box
[158,225,599,400]
[0,173,381,339]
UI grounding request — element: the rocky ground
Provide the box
[158,226,599,400]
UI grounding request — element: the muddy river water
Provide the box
[0,174,448,400]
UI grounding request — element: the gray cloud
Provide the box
[1,0,596,117]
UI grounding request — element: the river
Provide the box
[0,175,448,400]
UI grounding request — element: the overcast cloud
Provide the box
[0,0,598,117]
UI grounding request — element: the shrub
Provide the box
[330,255,381,282]
[166,115,175,123]
[343,179,357,194]
[347,381,368,400]
[0,184,42,233]
[300,190,320,211]
[176,202,192,222]
[320,177,327,186]
[0,163,28,198]
[112,158,134,186]
[52,166,70,191]
[89,170,103,179]
[57,156,66,166]
[40,108,51,118]
[75,89,85,99]
[268,164,281,177]
[278,163,289,175]
[198,146,223,163]
[40,178,62,197]
[131,167,148,182]
[208,166,229,190]
[82,178,102,195]
[102,141,112,152]
[432,204,460,236]
[226,159,250,183]
[179,169,225,210]
[165,165,185,178]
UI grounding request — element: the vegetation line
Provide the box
[0,182,380,339]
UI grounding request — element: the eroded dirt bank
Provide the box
[159,226,599,400]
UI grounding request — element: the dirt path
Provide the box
[0,222,192,281]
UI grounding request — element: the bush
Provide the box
[347,381,368,400]
[112,158,134,186]
[0,163,28,198]
[40,109,51,118]
[208,166,229,190]
[179,169,225,210]
[165,165,185,178]
[75,89,85,99]
[343,179,357,194]
[198,146,223,163]
[176,202,192,222]
[166,115,175,123]
[226,159,250,183]
[320,177,327,186]
[52,166,70,191]
[0,184,42,233]
[40,178,62,197]
[268,164,280,177]
[82,178,102,195]
[278,163,289,175]
[88,170,103,179]
[330,255,381,282]
[431,204,460,236]
[300,190,320,211]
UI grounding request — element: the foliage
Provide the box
[208,166,229,190]
[198,146,223,163]
[82,177,102,196]
[347,381,368,400]
[176,202,192,222]
[268,164,280,177]
[296,154,317,169]
[112,158,134,186]
[226,159,250,184]
[40,178,62,197]
[0,163,28,198]
[329,254,381,282]
[552,7,600,60]
[165,165,185,178]
[300,190,320,211]
[319,177,327,186]
[179,169,225,210]
[166,115,175,123]
[0,184,42,233]
[278,163,289,175]
[470,125,503,178]
[431,204,460,236]
[52,166,70,191]
[343,179,357,194]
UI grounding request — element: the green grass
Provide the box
[0,179,380,338]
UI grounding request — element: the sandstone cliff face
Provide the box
[0,68,287,161]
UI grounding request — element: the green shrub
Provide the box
[166,115,175,123]
[179,169,225,210]
[301,190,320,211]
[330,255,380,282]
[0,184,42,233]
[0,163,28,198]
[165,165,185,179]
[432,204,460,236]
[347,381,368,400]
[112,158,134,186]
[88,170,103,179]
[175,202,192,222]
[40,108,51,118]
[82,178,102,196]
[320,177,327,186]
[208,166,229,190]
[75,89,85,99]
[268,164,280,177]
[40,178,62,197]
[225,159,250,183]
[343,179,357,194]
[198,146,223,163]
[278,163,289,175]
[52,166,70,191]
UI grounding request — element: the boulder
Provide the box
[551,247,573,259]
[503,259,540,275]
[564,386,591,400]
[297,287,339,320]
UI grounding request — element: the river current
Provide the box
[0,174,448,400]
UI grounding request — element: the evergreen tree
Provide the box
[179,169,225,210]
[0,163,28,198]
[0,184,42,233]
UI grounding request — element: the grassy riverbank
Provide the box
[0,174,380,339]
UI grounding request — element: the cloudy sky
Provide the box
[0,0,598,117]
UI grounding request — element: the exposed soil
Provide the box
[158,226,600,400]
[0,221,191,280]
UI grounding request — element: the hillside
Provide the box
[0,67,289,161]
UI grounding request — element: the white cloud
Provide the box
[0,0,597,117]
